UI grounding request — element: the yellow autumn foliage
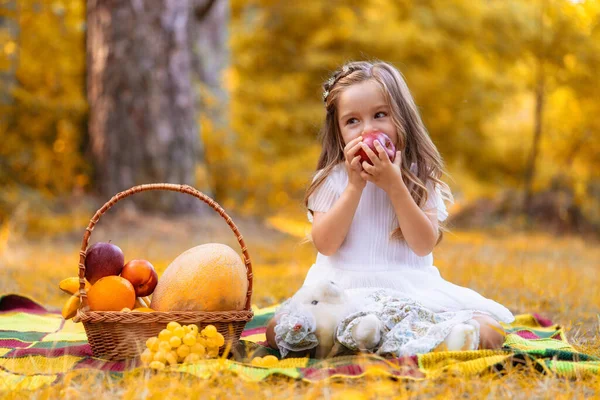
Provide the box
[1,0,599,228]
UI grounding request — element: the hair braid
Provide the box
[322,64,361,103]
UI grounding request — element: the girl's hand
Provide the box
[360,140,404,193]
[344,136,367,191]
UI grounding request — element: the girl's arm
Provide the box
[359,141,438,256]
[311,184,363,256]
[387,182,438,256]
[311,136,366,256]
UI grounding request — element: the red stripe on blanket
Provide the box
[7,344,93,358]
[533,314,554,328]
[301,361,424,379]
[0,339,32,348]
[303,364,365,380]
[393,368,426,378]
[240,327,266,337]
[389,355,419,367]
[515,330,541,340]
[0,294,48,313]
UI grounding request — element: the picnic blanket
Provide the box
[1,294,599,391]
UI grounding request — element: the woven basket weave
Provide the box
[73,184,254,361]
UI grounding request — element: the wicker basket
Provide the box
[73,183,254,361]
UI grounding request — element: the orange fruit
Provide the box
[87,276,136,311]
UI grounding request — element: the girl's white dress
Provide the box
[304,163,514,323]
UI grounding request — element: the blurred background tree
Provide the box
[224,0,599,234]
[0,0,87,221]
[0,0,598,235]
[87,0,214,213]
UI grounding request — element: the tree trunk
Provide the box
[190,0,228,92]
[87,0,210,213]
[523,0,546,216]
[189,0,231,202]
[0,0,19,106]
[523,69,544,216]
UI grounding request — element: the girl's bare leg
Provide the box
[265,314,282,349]
[473,314,506,349]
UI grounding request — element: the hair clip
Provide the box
[323,66,355,103]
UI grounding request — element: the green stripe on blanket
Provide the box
[0,294,598,391]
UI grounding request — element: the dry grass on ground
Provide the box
[1,211,599,398]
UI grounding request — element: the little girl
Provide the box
[266,60,514,352]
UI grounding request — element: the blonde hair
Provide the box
[304,60,453,244]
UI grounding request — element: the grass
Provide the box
[1,211,599,398]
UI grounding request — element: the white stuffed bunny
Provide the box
[274,281,480,359]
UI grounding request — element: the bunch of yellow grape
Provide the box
[140,321,225,370]
[251,355,279,367]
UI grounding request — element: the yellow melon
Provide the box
[150,243,248,312]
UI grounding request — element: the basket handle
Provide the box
[77,183,253,311]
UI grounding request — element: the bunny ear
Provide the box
[322,281,344,299]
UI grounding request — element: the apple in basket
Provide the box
[121,259,158,297]
[84,242,125,284]
[357,131,396,165]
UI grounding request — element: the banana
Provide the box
[59,277,90,295]
[61,294,80,320]
[132,307,154,312]
[135,296,152,308]
[134,297,149,308]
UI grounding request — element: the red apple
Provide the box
[356,132,396,165]
[85,242,125,284]
[121,259,158,296]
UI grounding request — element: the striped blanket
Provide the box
[1,294,598,391]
